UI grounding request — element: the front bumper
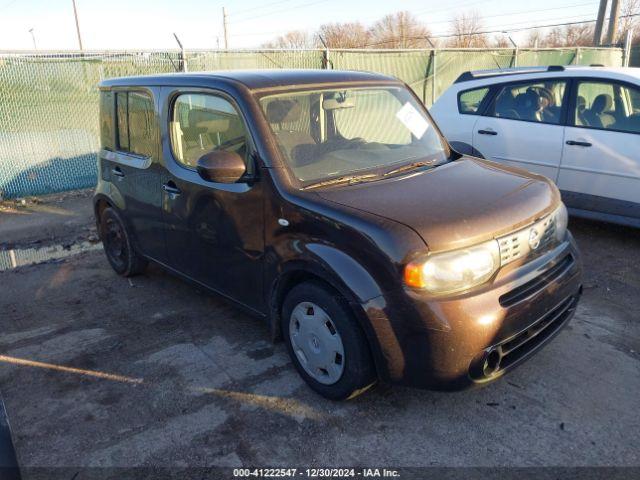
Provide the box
[361,233,583,389]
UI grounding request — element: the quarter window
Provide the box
[488,80,567,125]
[99,91,114,150]
[574,81,640,134]
[128,92,157,157]
[114,91,157,157]
[170,93,252,172]
[116,92,129,151]
[458,87,489,114]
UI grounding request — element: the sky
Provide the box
[0,0,604,51]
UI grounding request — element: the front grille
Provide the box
[498,214,557,266]
[499,254,574,307]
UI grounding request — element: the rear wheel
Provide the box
[282,282,376,400]
[99,207,147,277]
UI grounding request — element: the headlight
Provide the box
[404,240,500,295]
[554,202,568,242]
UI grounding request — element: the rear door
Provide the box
[559,78,640,222]
[472,78,568,180]
[99,88,165,260]
[158,87,265,312]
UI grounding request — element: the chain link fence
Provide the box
[0,47,623,199]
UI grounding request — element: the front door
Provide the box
[159,88,265,312]
[559,79,640,221]
[472,78,568,180]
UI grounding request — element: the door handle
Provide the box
[566,140,592,147]
[478,129,498,136]
[162,183,181,196]
[111,167,125,178]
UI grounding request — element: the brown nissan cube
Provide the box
[94,70,583,400]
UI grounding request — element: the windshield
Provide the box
[258,86,450,186]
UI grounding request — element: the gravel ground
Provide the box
[0,191,638,477]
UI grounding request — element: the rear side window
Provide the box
[488,80,567,125]
[170,93,252,172]
[99,91,114,150]
[458,87,489,114]
[115,91,157,158]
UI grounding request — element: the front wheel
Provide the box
[282,282,376,400]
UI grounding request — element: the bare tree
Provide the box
[318,22,371,48]
[619,0,640,44]
[368,11,431,48]
[525,29,545,48]
[262,30,313,49]
[448,11,487,48]
[545,23,594,47]
[493,34,511,48]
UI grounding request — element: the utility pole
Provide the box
[605,0,621,45]
[593,0,609,46]
[72,0,83,50]
[28,28,37,50]
[222,7,229,50]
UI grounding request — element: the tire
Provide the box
[282,281,376,400]
[99,207,147,277]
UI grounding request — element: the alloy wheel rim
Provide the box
[289,302,345,385]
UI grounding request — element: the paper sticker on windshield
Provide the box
[396,102,429,139]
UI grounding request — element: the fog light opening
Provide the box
[483,350,501,377]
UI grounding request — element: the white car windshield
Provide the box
[258,86,450,186]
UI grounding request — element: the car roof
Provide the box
[452,66,640,87]
[99,69,400,91]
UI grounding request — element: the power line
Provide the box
[460,2,598,24]
[228,0,332,24]
[0,0,20,12]
[228,3,599,38]
[430,12,596,35]
[229,0,298,18]
[353,12,640,48]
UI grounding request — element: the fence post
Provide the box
[323,47,330,69]
[318,35,330,69]
[173,33,187,72]
[574,47,581,65]
[623,30,634,67]
[432,49,437,105]
[506,35,518,67]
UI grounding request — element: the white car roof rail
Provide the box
[454,66,565,84]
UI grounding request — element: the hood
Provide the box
[317,158,560,251]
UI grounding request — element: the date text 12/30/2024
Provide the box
[233,468,401,478]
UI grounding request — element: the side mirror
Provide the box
[196,150,246,183]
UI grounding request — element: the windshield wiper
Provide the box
[383,160,439,177]
[302,173,380,190]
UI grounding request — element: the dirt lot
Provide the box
[0,191,639,475]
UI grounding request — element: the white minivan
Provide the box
[430,66,640,227]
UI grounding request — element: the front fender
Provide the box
[268,243,390,380]
[304,243,383,303]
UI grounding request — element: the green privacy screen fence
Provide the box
[631,46,640,67]
[0,47,623,199]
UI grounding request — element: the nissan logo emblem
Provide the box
[529,228,541,250]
